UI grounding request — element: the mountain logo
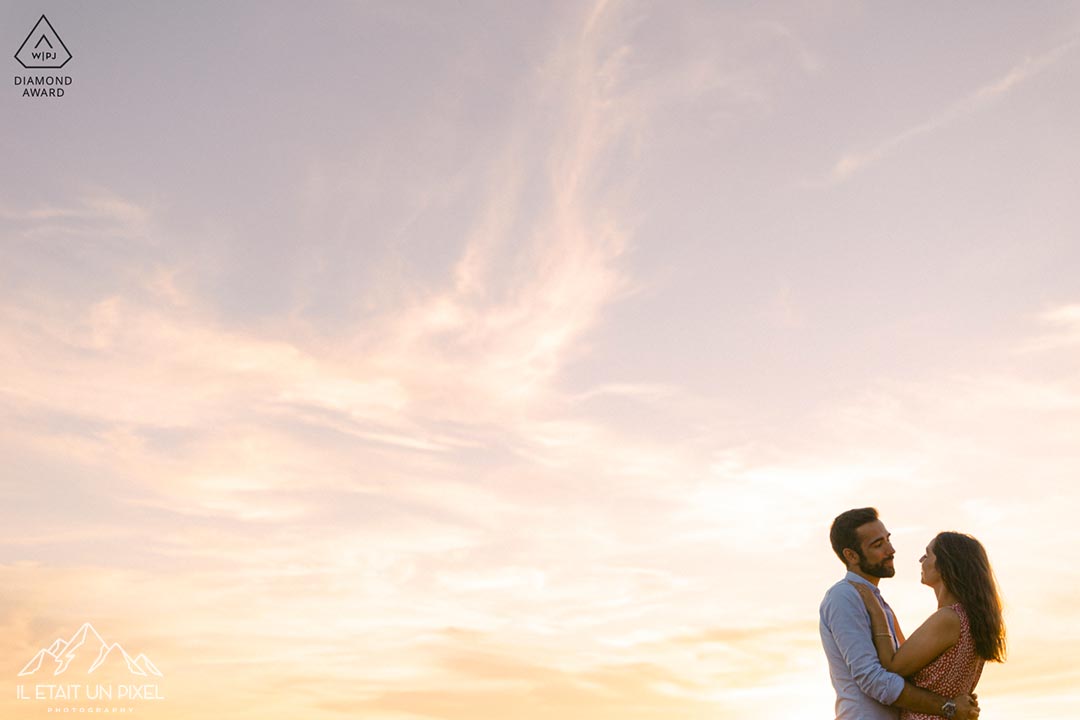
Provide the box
[18,622,163,678]
[14,15,73,69]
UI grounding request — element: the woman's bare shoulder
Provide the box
[924,606,962,636]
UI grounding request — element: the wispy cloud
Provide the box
[0,0,645,524]
[1017,303,1080,353]
[832,39,1079,182]
[0,191,154,229]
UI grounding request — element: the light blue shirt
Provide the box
[820,571,906,720]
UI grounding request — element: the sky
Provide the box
[1,1,1079,718]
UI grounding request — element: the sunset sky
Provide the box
[2,2,1079,718]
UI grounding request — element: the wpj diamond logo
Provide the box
[14,15,72,69]
[16,623,165,708]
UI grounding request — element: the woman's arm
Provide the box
[888,608,961,677]
[849,582,961,676]
[848,583,901,668]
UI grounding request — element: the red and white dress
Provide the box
[901,603,984,720]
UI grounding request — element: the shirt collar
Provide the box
[844,570,883,594]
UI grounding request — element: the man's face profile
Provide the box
[851,520,895,578]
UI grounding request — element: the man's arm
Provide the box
[894,684,978,720]
[820,584,905,705]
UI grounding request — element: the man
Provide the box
[820,507,979,720]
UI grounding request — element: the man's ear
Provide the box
[842,547,860,567]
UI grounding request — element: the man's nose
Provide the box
[885,542,895,555]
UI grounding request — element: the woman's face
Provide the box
[919,540,942,587]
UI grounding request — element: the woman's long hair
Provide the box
[933,531,1006,662]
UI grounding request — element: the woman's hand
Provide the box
[847,581,891,637]
[847,580,879,612]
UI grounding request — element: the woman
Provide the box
[851,531,1006,720]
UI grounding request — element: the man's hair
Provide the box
[830,507,879,564]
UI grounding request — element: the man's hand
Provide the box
[952,693,979,720]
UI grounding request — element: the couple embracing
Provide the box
[820,508,1006,720]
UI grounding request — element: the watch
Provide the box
[940,700,957,719]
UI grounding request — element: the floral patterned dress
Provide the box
[901,603,984,720]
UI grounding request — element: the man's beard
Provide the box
[859,554,895,578]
